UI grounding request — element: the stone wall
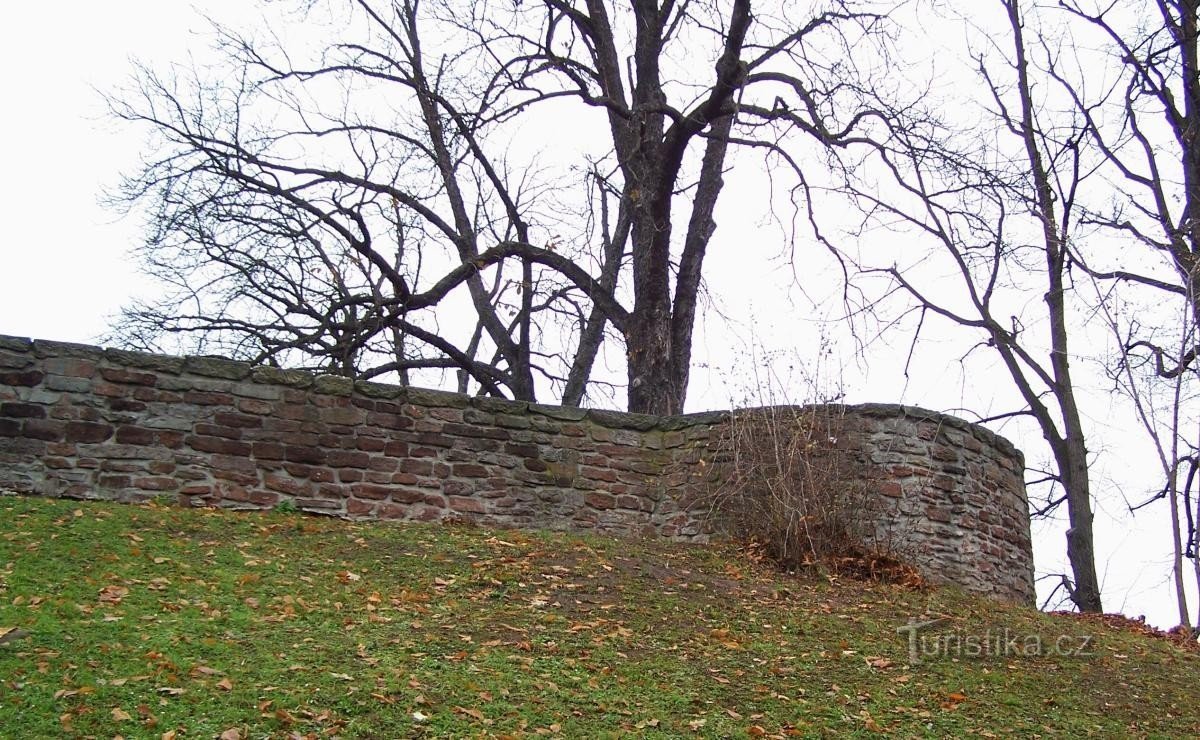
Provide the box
[0,334,1034,603]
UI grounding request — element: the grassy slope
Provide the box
[0,497,1196,739]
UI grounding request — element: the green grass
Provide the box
[0,496,1196,738]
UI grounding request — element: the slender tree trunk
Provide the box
[1055,438,1103,612]
[1007,0,1103,611]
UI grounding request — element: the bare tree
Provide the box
[1093,284,1198,627]
[823,0,1104,611]
[1060,0,1200,330]
[110,0,893,413]
[1032,0,1200,618]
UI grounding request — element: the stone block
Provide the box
[33,340,102,361]
[313,375,355,395]
[76,443,173,461]
[354,380,404,399]
[0,369,44,386]
[250,366,313,388]
[186,435,252,457]
[103,348,185,373]
[0,335,33,352]
[285,445,326,465]
[1,402,46,419]
[184,355,252,380]
[23,419,65,441]
[99,367,158,386]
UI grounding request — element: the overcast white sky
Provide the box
[0,1,1192,630]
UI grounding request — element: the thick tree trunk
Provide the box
[626,310,683,415]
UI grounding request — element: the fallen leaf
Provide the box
[219,729,242,740]
[455,706,486,720]
[111,707,133,721]
[191,665,220,677]
[216,677,233,691]
[98,585,129,604]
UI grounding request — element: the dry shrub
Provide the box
[701,404,918,585]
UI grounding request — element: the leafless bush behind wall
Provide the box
[697,404,917,579]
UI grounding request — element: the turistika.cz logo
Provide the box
[896,618,1095,663]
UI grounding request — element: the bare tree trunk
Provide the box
[1007,0,1102,612]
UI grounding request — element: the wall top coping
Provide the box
[0,333,1021,462]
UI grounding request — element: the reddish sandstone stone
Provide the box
[412,433,452,449]
[452,463,488,478]
[65,421,114,443]
[368,457,398,473]
[115,426,157,445]
[400,459,433,476]
[264,474,311,496]
[183,390,234,406]
[237,398,274,415]
[585,492,616,510]
[214,412,263,428]
[223,487,278,506]
[285,446,326,465]
[390,488,425,504]
[44,357,96,378]
[448,496,486,513]
[187,435,252,457]
[877,481,903,498]
[100,367,158,386]
[194,423,243,440]
[0,369,44,386]
[376,502,409,519]
[1,402,46,419]
[22,419,65,441]
[251,441,286,460]
[348,436,383,454]
[98,474,132,488]
[350,483,392,500]
[327,450,370,468]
